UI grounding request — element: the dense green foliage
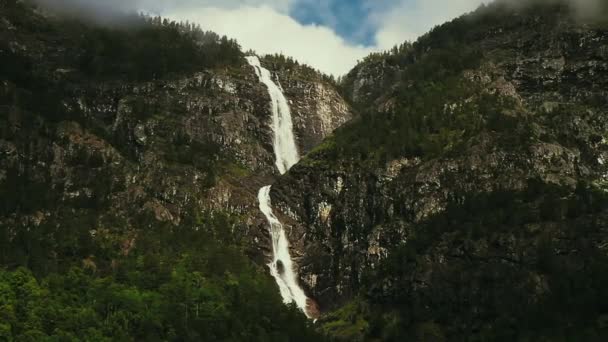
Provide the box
[2,0,243,82]
[0,210,321,341]
[262,54,337,85]
[77,17,243,81]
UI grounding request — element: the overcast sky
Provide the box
[39,0,502,75]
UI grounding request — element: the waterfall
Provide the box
[258,186,309,312]
[247,56,311,317]
[246,56,299,174]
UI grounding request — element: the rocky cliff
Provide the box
[0,2,352,273]
[269,1,608,339]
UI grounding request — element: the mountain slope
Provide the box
[270,1,608,340]
[4,0,608,340]
[0,1,351,340]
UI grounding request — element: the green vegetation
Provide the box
[262,54,337,85]
[322,182,608,341]
[329,43,518,166]
[5,214,324,341]
[2,0,243,82]
[77,17,243,81]
[0,203,322,340]
[319,300,370,341]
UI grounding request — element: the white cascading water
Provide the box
[246,56,299,174]
[257,186,309,313]
[246,56,310,317]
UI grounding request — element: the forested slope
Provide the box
[271,1,608,340]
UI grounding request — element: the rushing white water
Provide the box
[247,56,310,317]
[246,56,299,174]
[258,186,309,312]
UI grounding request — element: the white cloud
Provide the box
[142,0,294,13]
[164,0,491,76]
[165,5,375,76]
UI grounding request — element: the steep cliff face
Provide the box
[0,3,352,272]
[262,56,353,153]
[270,2,608,339]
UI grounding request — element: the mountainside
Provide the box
[269,1,608,340]
[3,0,608,341]
[0,1,350,340]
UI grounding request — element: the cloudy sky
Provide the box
[40,0,494,75]
[161,0,490,76]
